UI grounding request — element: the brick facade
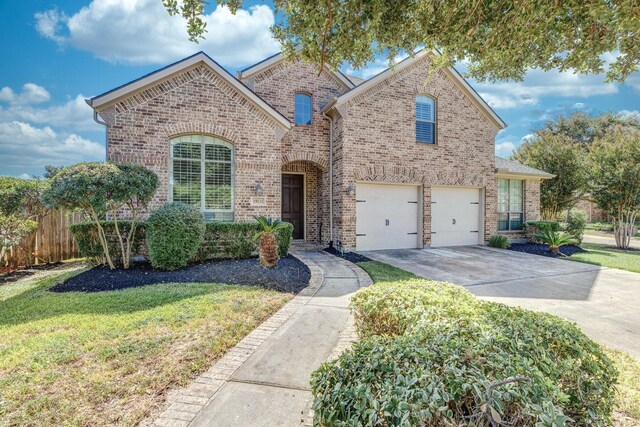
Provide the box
[95,51,543,249]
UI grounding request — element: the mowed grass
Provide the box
[356,260,640,425]
[0,265,291,426]
[566,243,640,273]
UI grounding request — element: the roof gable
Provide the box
[238,46,355,90]
[87,52,292,130]
[322,50,506,130]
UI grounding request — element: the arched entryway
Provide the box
[281,160,326,243]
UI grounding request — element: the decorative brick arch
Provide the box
[354,163,424,184]
[281,151,328,172]
[162,122,239,142]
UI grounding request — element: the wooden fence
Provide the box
[4,210,84,268]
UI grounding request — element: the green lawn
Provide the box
[0,264,291,426]
[356,260,640,425]
[566,243,640,273]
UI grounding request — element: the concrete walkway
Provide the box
[363,246,640,359]
[149,250,369,427]
[582,233,640,248]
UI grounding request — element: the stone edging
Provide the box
[147,253,324,427]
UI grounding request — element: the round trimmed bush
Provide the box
[146,202,205,270]
[313,280,618,426]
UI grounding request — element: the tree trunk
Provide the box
[259,233,279,268]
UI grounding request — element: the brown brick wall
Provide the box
[334,57,499,248]
[102,65,284,221]
[281,161,324,243]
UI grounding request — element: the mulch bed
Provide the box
[508,243,587,258]
[324,246,371,263]
[1,263,63,285]
[50,255,311,294]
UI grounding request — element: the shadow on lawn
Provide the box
[0,275,239,327]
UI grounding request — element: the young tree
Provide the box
[589,130,640,249]
[253,216,289,268]
[163,0,638,83]
[0,177,49,267]
[43,162,159,269]
[512,134,587,220]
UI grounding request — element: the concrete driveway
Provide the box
[362,246,640,359]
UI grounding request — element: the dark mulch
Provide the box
[0,263,63,285]
[324,246,371,263]
[50,255,311,294]
[508,243,587,258]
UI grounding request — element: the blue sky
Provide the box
[1,0,638,178]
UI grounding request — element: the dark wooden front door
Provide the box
[282,174,304,240]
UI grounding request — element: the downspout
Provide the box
[88,100,109,161]
[322,109,334,246]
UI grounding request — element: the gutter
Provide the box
[322,110,335,245]
[87,99,109,161]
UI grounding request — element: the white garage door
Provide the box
[431,187,482,247]
[356,183,420,251]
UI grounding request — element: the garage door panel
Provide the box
[356,184,420,251]
[431,187,482,247]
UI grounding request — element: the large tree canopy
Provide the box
[164,0,639,82]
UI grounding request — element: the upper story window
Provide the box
[294,93,312,125]
[498,178,524,231]
[169,134,234,222]
[416,95,436,144]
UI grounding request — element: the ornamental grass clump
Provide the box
[312,278,617,426]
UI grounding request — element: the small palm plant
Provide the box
[254,216,289,268]
[534,229,577,255]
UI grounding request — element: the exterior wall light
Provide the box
[347,184,355,196]
[255,183,264,195]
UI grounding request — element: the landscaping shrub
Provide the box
[524,220,561,243]
[488,234,509,248]
[146,203,205,270]
[70,221,146,266]
[313,279,618,426]
[565,209,587,245]
[196,221,294,260]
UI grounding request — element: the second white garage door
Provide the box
[355,183,420,251]
[431,187,482,247]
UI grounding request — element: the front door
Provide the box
[282,174,304,240]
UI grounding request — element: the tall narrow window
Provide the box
[294,93,312,125]
[498,179,524,231]
[416,95,436,144]
[170,134,234,221]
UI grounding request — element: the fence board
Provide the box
[5,210,83,268]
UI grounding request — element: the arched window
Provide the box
[294,93,312,125]
[169,134,234,221]
[416,95,436,144]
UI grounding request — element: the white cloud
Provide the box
[474,68,618,109]
[35,0,280,67]
[0,121,103,177]
[495,141,516,157]
[0,83,51,105]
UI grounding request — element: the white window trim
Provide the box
[168,135,235,221]
[416,95,436,144]
[498,178,524,231]
[294,92,313,126]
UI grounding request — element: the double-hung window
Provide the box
[416,95,436,144]
[498,178,524,231]
[170,134,234,221]
[294,93,312,125]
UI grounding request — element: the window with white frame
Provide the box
[294,93,312,125]
[170,134,234,221]
[498,178,524,231]
[416,95,436,144]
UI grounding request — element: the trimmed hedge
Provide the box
[71,220,294,265]
[312,278,617,426]
[146,203,205,271]
[69,220,146,266]
[195,221,294,261]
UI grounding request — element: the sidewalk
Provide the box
[151,250,371,427]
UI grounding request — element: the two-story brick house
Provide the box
[87,49,552,251]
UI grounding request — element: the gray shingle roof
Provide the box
[344,74,366,85]
[495,156,554,178]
